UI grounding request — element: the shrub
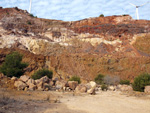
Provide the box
[31,69,53,80]
[27,21,32,25]
[104,75,120,85]
[99,14,104,17]
[94,74,104,85]
[101,84,108,91]
[120,80,130,85]
[69,76,81,84]
[0,52,28,78]
[132,73,150,92]
[29,14,34,17]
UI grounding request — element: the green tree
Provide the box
[69,76,81,84]
[31,69,53,80]
[132,73,150,92]
[94,74,104,85]
[0,52,28,78]
[99,14,104,17]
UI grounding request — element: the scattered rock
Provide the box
[37,81,44,91]
[11,77,18,81]
[40,76,49,83]
[108,86,116,91]
[117,85,133,91]
[75,84,87,93]
[28,84,37,91]
[68,81,78,90]
[0,73,4,79]
[87,81,96,95]
[20,75,30,82]
[144,86,150,93]
[14,80,27,90]
[26,79,35,86]
[55,80,68,90]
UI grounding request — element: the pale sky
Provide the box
[0,0,150,21]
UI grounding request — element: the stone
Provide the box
[118,85,133,92]
[0,73,4,79]
[28,84,37,91]
[26,79,35,86]
[144,86,150,93]
[35,79,41,85]
[14,80,27,90]
[11,76,18,81]
[20,75,30,82]
[75,84,87,93]
[55,80,68,90]
[68,81,78,90]
[89,81,96,88]
[87,88,96,95]
[24,87,28,91]
[108,86,116,91]
[40,76,49,83]
[37,81,44,91]
[43,83,50,91]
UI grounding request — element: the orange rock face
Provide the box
[0,7,150,82]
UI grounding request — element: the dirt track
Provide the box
[0,89,150,113]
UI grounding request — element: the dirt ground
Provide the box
[0,88,150,113]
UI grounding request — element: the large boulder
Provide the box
[87,81,96,95]
[144,86,150,93]
[26,79,35,86]
[55,80,68,90]
[68,81,78,90]
[37,81,44,91]
[11,76,18,81]
[40,76,49,83]
[117,85,133,91]
[14,80,27,90]
[75,84,87,93]
[20,75,30,82]
[28,84,37,91]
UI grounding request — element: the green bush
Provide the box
[99,14,104,17]
[69,76,81,84]
[101,84,108,91]
[94,74,104,85]
[132,73,150,92]
[120,80,130,85]
[31,69,53,80]
[0,52,28,78]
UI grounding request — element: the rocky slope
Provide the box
[0,7,150,82]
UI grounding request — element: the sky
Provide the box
[0,0,150,21]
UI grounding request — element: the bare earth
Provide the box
[0,88,150,113]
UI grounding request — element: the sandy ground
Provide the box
[0,88,150,113]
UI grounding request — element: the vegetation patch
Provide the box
[0,52,28,78]
[69,76,81,84]
[132,73,150,92]
[31,69,53,80]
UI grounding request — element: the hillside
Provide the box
[0,7,150,81]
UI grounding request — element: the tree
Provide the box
[0,52,28,78]
[132,73,150,92]
[99,14,104,17]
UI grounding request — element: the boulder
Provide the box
[108,86,116,91]
[87,81,97,95]
[55,80,68,90]
[37,81,44,91]
[11,76,18,81]
[75,84,87,93]
[68,81,78,90]
[87,88,96,95]
[28,84,37,91]
[43,83,51,91]
[90,81,97,88]
[117,85,133,91]
[40,76,49,83]
[14,80,27,90]
[144,86,150,93]
[26,79,35,86]
[35,79,41,85]
[20,75,30,82]
[0,73,4,79]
